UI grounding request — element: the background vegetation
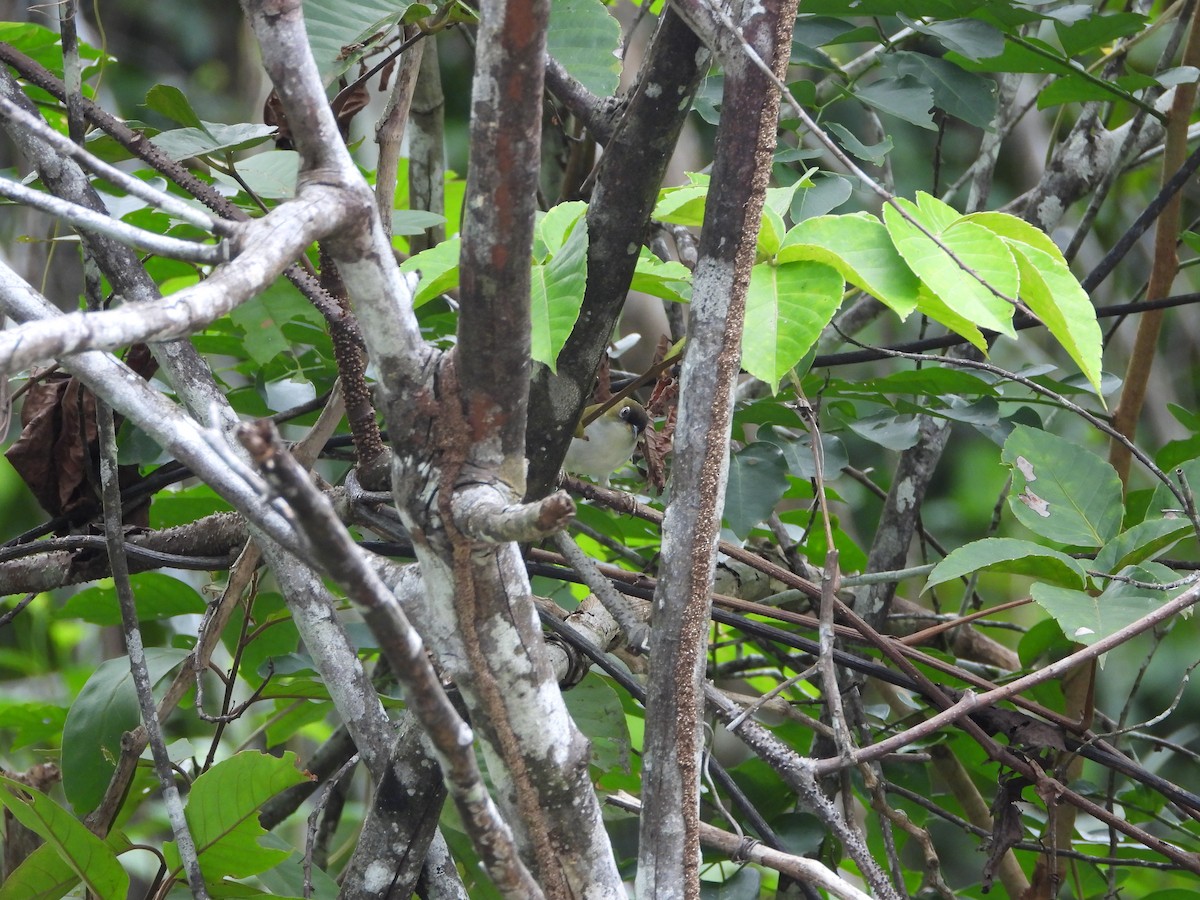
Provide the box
[1,0,1200,897]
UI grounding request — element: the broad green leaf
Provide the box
[846,411,920,451]
[256,845,340,900]
[742,261,843,393]
[164,752,310,880]
[901,16,1005,61]
[1037,72,1158,109]
[211,151,299,200]
[151,123,277,160]
[854,75,936,130]
[1094,518,1192,575]
[778,212,920,317]
[1002,425,1122,547]
[913,284,988,352]
[563,674,631,776]
[758,426,848,480]
[230,277,326,365]
[856,367,996,397]
[630,249,691,303]
[62,649,189,814]
[883,196,1017,338]
[0,840,82,900]
[723,442,789,539]
[790,173,853,220]
[914,191,962,231]
[1032,563,1181,647]
[885,52,997,129]
[653,174,710,226]
[0,700,67,751]
[392,209,447,236]
[534,200,587,262]
[757,204,786,259]
[547,0,622,96]
[530,217,588,371]
[55,573,206,626]
[143,84,204,129]
[1011,246,1103,393]
[401,235,462,307]
[825,122,893,165]
[303,0,412,80]
[699,864,760,898]
[965,210,1102,393]
[1055,12,1147,57]
[925,538,1088,592]
[0,775,128,900]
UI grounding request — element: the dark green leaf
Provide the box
[547,0,622,96]
[55,573,206,626]
[925,537,1088,592]
[886,52,997,128]
[143,84,205,129]
[723,442,789,538]
[901,16,1005,60]
[1002,425,1122,547]
[854,75,937,130]
[846,411,920,451]
[62,649,190,813]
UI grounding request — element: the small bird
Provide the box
[563,398,650,484]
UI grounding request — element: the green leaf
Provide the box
[759,425,847,481]
[723,442,789,539]
[1032,563,1180,647]
[630,249,691,303]
[911,283,986,351]
[846,411,920,451]
[211,151,299,200]
[1036,72,1157,109]
[230,276,326,365]
[883,195,1017,338]
[653,174,710,226]
[55,573,206,626]
[0,840,82,900]
[530,217,588,372]
[741,261,843,393]
[151,123,277,160]
[901,16,1004,61]
[164,751,310,880]
[925,538,1089,593]
[1002,425,1123,547]
[547,0,622,96]
[885,52,997,128]
[143,84,204,129]
[1093,519,1192,575]
[965,211,1102,394]
[778,212,920,317]
[825,122,893,165]
[534,200,588,262]
[0,701,67,751]
[854,75,936,130]
[790,172,853,220]
[391,208,446,234]
[400,235,461,307]
[1055,12,1147,57]
[757,204,786,258]
[62,649,189,814]
[0,775,128,900]
[563,674,630,776]
[303,0,412,80]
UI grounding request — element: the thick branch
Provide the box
[636,1,794,895]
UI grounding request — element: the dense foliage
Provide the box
[1,0,1200,898]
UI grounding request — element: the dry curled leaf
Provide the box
[5,345,156,530]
